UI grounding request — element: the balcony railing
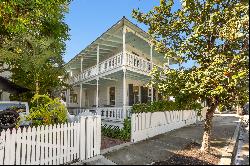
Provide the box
[69,51,162,84]
[126,52,151,73]
[99,52,123,74]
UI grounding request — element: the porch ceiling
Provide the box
[68,31,123,70]
[66,19,124,70]
[126,32,176,65]
[80,70,151,87]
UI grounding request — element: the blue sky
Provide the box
[64,0,194,68]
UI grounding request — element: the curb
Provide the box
[218,121,241,165]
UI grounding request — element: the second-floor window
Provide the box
[109,87,115,106]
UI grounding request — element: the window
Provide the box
[148,88,157,101]
[70,94,77,103]
[109,87,115,106]
[148,88,152,101]
[140,86,148,104]
[133,86,140,104]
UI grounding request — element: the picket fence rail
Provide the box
[0,115,101,165]
[131,108,207,143]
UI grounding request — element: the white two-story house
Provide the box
[65,17,175,126]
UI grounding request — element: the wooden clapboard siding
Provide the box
[68,78,153,108]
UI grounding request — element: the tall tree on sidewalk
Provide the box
[132,0,249,152]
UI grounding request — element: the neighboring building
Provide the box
[0,90,10,101]
[0,63,11,101]
[65,17,175,121]
[0,63,30,101]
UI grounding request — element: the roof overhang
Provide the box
[65,17,176,70]
[0,76,30,94]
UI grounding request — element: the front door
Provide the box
[141,86,148,104]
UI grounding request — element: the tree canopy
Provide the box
[132,0,249,152]
[0,0,71,100]
[0,0,70,46]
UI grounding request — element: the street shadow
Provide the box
[153,153,215,165]
[153,142,220,165]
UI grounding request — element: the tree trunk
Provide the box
[35,75,39,95]
[35,80,39,94]
[200,103,218,153]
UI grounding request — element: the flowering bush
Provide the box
[23,94,68,127]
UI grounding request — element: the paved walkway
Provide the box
[82,114,239,165]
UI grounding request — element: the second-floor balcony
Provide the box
[69,51,161,85]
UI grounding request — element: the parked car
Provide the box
[0,101,30,129]
[0,101,79,130]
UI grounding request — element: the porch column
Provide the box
[150,44,154,102]
[96,44,99,108]
[122,25,127,118]
[67,70,73,107]
[122,26,126,66]
[123,68,127,118]
[96,78,99,107]
[66,89,70,107]
[80,57,83,108]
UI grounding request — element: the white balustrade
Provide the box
[69,106,132,122]
[126,52,151,73]
[69,51,162,84]
[97,107,124,121]
[99,52,122,74]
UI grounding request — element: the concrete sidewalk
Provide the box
[83,114,239,165]
[234,119,249,165]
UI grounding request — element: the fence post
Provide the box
[79,116,86,161]
[130,114,135,143]
[95,115,101,155]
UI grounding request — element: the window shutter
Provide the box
[141,86,148,104]
[129,84,134,106]
[153,88,156,101]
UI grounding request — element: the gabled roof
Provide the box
[65,17,155,68]
[0,76,30,94]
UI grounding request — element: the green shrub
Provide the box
[22,94,68,127]
[101,118,131,141]
[131,100,202,113]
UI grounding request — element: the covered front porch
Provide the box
[66,70,160,127]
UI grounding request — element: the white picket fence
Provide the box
[0,115,101,165]
[131,108,207,143]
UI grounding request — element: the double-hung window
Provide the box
[109,87,115,106]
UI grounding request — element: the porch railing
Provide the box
[69,51,162,84]
[67,107,92,115]
[126,52,151,73]
[99,52,123,74]
[67,106,132,122]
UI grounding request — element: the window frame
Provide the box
[108,86,116,106]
